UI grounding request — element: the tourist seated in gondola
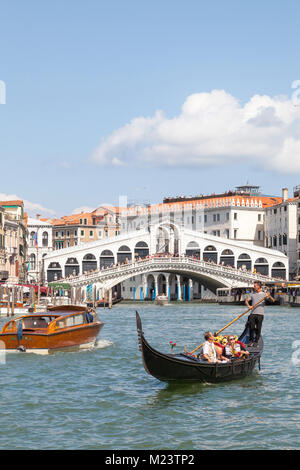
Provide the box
[202,331,230,363]
[222,335,250,360]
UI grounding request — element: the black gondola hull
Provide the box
[136,311,263,383]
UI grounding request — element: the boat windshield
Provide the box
[22,316,57,330]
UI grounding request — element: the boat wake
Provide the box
[94,339,113,349]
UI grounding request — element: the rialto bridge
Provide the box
[43,223,288,300]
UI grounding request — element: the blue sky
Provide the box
[1,0,300,217]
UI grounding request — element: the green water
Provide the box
[0,303,299,450]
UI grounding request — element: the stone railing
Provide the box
[62,255,280,288]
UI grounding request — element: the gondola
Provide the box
[136,311,263,383]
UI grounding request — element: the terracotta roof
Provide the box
[0,200,24,206]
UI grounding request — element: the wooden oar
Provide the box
[188,295,267,355]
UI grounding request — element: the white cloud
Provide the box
[0,193,56,217]
[91,89,300,173]
[71,206,96,214]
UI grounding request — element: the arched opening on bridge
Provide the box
[82,254,97,273]
[157,274,166,295]
[146,274,155,300]
[168,273,177,300]
[203,245,218,263]
[237,253,252,271]
[271,262,286,279]
[100,249,115,269]
[220,249,235,267]
[65,257,80,277]
[134,241,149,259]
[117,245,132,264]
[156,226,170,254]
[254,257,269,276]
[47,262,62,282]
[185,241,200,259]
[155,223,180,255]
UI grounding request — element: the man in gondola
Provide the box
[202,331,230,363]
[245,281,274,347]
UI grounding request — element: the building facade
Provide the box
[0,206,6,281]
[0,200,28,283]
[27,216,53,283]
[49,206,120,250]
[265,188,298,278]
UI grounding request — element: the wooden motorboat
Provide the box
[0,305,104,354]
[136,311,263,383]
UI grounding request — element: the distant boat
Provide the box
[136,311,263,383]
[0,305,104,354]
[0,302,30,316]
[154,294,169,305]
[87,297,123,308]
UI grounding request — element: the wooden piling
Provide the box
[108,288,112,309]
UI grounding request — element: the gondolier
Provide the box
[245,281,274,347]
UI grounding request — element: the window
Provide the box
[258,214,262,222]
[81,230,84,236]
[42,232,48,247]
[89,230,93,237]
[99,231,102,237]
[30,231,36,247]
[80,219,82,224]
[204,215,207,223]
[234,213,237,220]
[226,213,229,221]
[234,229,238,239]
[258,230,262,241]
[66,231,70,237]
[84,218,87,225]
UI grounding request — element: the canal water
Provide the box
[0,303,299,450]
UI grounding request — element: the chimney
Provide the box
[36,214,41,220]
[282,188,288,202]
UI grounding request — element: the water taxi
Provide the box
[0,305,104,354]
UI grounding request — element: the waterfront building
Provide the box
[49,206,120,251]
[265,188,298,278]
[0,206,6,281]
[293,185,300,276]
[0,200,28,283]
[119,185,281,247]
[27,215,53,283]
